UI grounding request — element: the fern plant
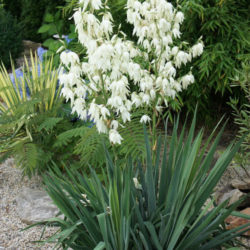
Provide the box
[54,111,150,170]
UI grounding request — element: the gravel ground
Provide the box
[0,159,58,249]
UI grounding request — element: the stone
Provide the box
[226,207,250,236]
[216,165,250,191]
[231,178,250,190]
[217,189,245,206]
[16,40,41,68]
[16,187,59,225]
[214,163,250,208]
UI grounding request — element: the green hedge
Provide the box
[0,8,23,68]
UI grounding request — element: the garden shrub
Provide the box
[172,0,250,114]
[0,8,23,68]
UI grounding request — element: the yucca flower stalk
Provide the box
[59,0,204,146]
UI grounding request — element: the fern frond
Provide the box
[74,126,109,167]
[54,126,90,148]
[118,116,147,161]
[14,142,39,176]
[38,117,64,132]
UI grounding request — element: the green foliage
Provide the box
[173,0,250,113]
[0,53,83,176]
[38,10,78,67]
[107,0,134,39]
[30,114,249,249]
[2,0,22,19]
[0,8,23,68]
[229,62,250,167]
[3,0,66,42]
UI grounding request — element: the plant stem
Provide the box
[152,108,158,164]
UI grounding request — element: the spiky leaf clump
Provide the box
[31,114,250,249]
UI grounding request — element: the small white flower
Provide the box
[109,129,123,144]
[142,94,150,105]
[175,12,184,24]
[131,92,142,107]
[133,177,142,190]
[73,9,83,25]
[181,74,195,89]
[121,109,131,123]
[191,43,204,57]
[175,51,190,68]
[72,98,85,116]
[171,46,179,55]
[100,106,110,120]
[172,28,181,38]
[159,19,171,33]
[101,14,113,35]
[111,120,119,130]
[96,119,108,133]
[140,115,151,124]
[91,0,102,10]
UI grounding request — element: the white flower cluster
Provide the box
[59,0,204,144]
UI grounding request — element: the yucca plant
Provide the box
[32,114,250,249]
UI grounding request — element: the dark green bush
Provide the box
[2,0,22,19]
[0,8,23,68]
[3,0,66,42]
[174,0,250,114]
